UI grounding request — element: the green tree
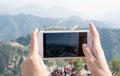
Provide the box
[73,59,85,71]
[109,58,120,76]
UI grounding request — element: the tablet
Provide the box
[38,30,91,59]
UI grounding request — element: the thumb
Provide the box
[30,28,39,55]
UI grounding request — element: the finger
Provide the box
[30,28,39,55]
[89,22,99,40]
[89,22,101,47]
[82,43,94,62]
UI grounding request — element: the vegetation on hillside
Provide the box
[0,43,120,76]
[109,58,120,76]
[0,44,28,76]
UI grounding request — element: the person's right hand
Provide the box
[82,22,112,76]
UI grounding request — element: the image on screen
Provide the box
[43,32,87,58]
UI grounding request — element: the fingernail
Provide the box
[82,43,87,48]
[89,22,93,25]
[34,28,38,33]
[35,28,38,31]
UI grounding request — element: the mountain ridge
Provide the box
[0,41,24,47]
[0,14,119,41]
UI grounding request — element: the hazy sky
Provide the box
[0,0,120,18]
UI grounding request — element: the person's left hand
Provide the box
[21,28,49,76]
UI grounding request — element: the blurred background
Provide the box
[0,0,120,76]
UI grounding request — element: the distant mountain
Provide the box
[57,16,114,29]
[0,14,119,41]
[0,5,86,19]
[0,14,59,40]
[0,5,120,28]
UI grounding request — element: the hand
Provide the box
[21,28,49,76]
[82,23,112,76]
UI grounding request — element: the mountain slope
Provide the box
[0,14,59,40]
[99,29,120,61]
[0,43,28,76]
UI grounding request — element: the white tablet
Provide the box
[38,30,91,59]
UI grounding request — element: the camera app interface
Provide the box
[43,32,87,58]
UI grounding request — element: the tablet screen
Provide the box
[43,32,87,58]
